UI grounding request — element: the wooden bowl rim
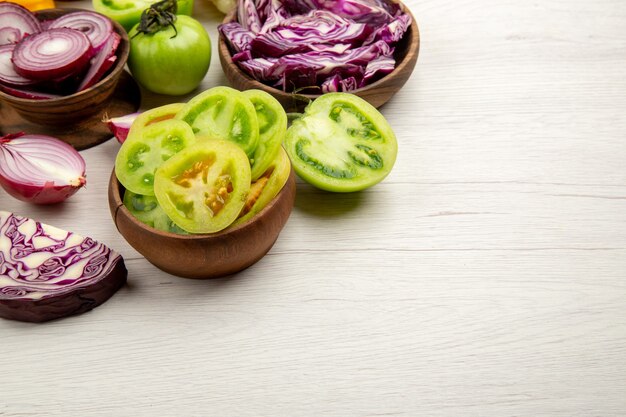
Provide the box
[217,0,420,100]
[0,8,130,105]
[109,167,296,241]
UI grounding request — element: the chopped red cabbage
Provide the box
[238,0,262,33]
[219,21,254,53]
[220,0,411,92]
[363,54,396,84]
[249,10,371,58]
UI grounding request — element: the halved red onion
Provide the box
[77,32,120,91]
[0,133,86,204]
[48,11,114,52]
[0,44,34,86]
[104,112,140,143]
[0,2,42,46]
[0,211,127,323]
[11,28,92,81]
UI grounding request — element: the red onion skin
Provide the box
[0,133,87,205]
[0,174,85,204]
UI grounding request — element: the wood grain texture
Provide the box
[1,0,625,416]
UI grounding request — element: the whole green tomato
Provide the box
[92,0,194,32]
[128,15,211,96]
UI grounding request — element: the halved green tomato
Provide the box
[175,86,259,158]
[154,140,251,233]
[115,119,196,196]
[126,103,185,143]
[242,89,287,181]
[233,146,291,227]
[123,190,187,234]
[285,93,397,192]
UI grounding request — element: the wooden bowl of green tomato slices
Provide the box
[108,87,295,279]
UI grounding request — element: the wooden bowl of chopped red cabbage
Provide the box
[218,0,419,111]
[0,5,130,126]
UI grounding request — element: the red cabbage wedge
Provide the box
[0,211,127,323]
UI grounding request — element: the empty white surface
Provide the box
[1,0,625,415]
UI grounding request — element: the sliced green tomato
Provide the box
[242,89,287,181]
[285,93,397,192]
[126,103,185,143]
[175,86,259,158]
[154,140,251,234]
[92,0,194,32]
[123,190,188,234]
[233,146,291,227]
[115,119,196,196]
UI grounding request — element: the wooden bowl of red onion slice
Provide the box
[217,0,419,111]
[0,7,130,126]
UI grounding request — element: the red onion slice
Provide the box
[0,27,21,45]
[77,32,120,91]
[48,11,114,52]
[104,112,140,143]
[11,28,92,81]
[0,133,86,204]
[0,211,127,323]
[0,44,34,86]
[0,2,42,45]
[0,84,61,99]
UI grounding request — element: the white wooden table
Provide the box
[2,0,625,415]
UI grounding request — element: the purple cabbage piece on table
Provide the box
[0,211,127,323]
[221,0,411,92]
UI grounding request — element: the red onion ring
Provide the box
[48,11,114,52]
[0,84,61,99]
[78,32,120,91]
[0,133,86,205]
[11,28,93,81]
[0,27,21,45]
[0,44,34,86]
[0,2,42,45]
